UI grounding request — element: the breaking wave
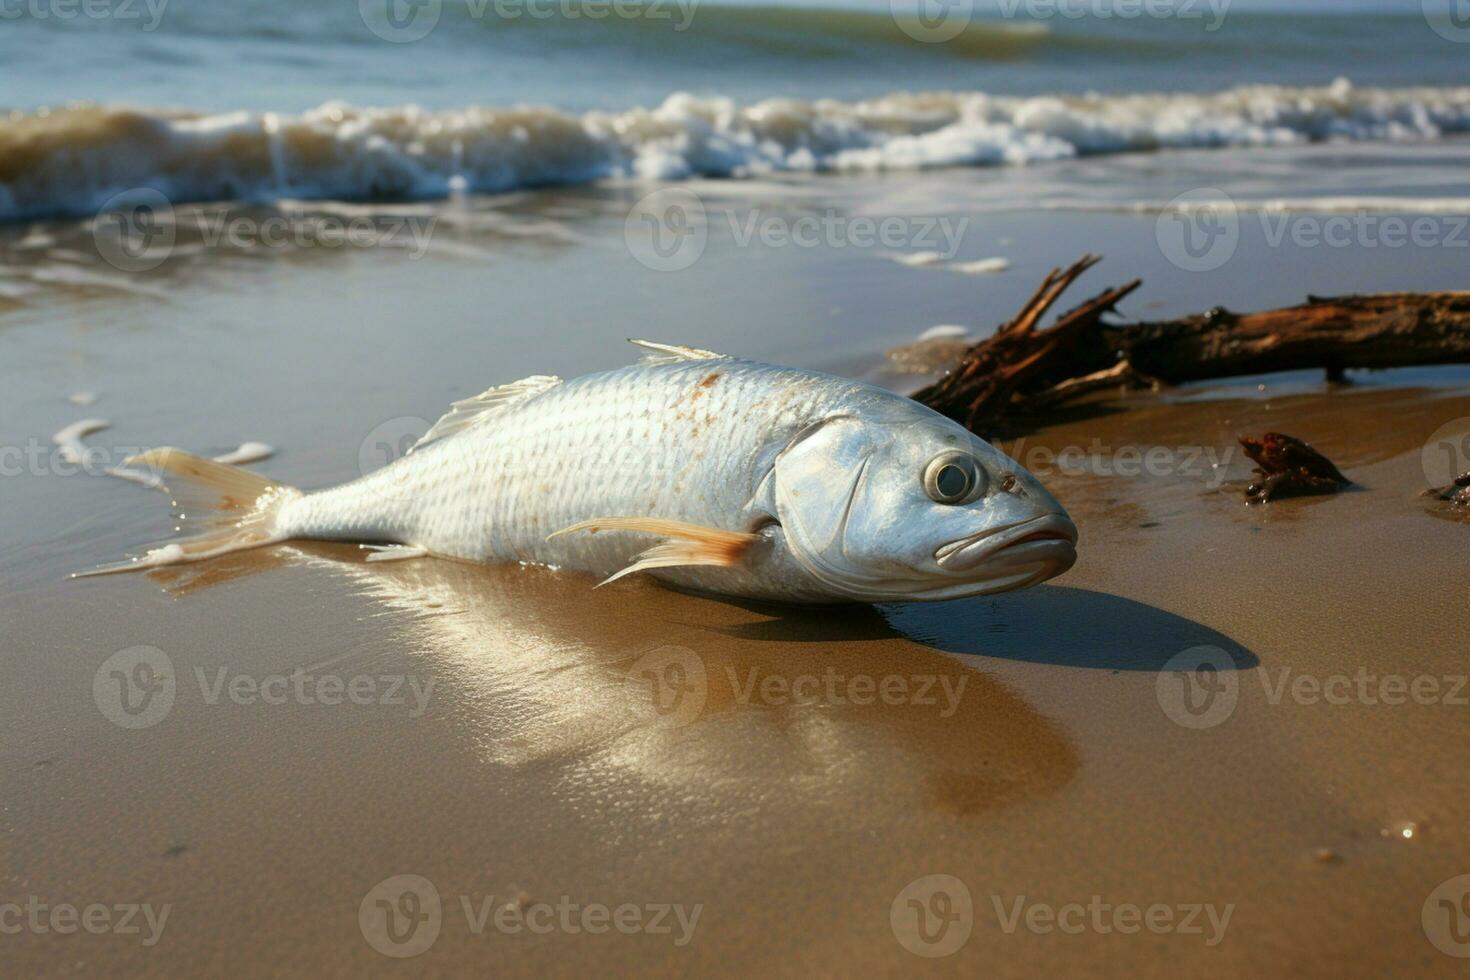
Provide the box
[5,79,1470,221]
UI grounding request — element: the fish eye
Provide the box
[923,452,985,504]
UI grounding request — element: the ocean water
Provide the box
[2,2,1470,218]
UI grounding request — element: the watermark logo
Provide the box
[1424,0,1470,43]
[994,436,1234,488]
[360,0,442,42]
[624,192,971,271]
[359,416,431,504]
[0,898,171,946]
[624,188,708,272]
[95,646,436,727]
[1158,190,1470,272]
[93,646,176,730]
[92,189,176,274]
[627,645,707,727]
[94,192,440,272]
[890,874,973,958]
[1259,667,1466,708]
[360,875,443,958]
[992,0,1228,30]
[1424,875,1470,957]
[194,666,436,716]
[1258,212,1469,252]
[1156,188,1239,273]
[1422,418,1470,490]
[360,0,696,40]
[992,895,1233,945]
[359,877,701,954]
[1156,645,1238,730]
[891,0,972,43]
[0,0,169,30]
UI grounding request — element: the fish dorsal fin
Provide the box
[409,375,561,453]
[628,339,730,365]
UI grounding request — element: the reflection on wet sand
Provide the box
[152,545,1082,820]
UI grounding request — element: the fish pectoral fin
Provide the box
[547,517,759,587]
[361,544,430,563]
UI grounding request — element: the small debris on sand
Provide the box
[1239,432,1352,503]
[1422,471,1470,507]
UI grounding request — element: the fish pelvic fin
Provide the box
[547,517,758,587]
[73,448,302,578]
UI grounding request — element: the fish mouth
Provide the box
[934,514,1079,573]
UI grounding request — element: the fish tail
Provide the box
[73,448,302,578]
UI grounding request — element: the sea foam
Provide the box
[4,80,1470,221]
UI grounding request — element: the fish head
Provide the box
[771,411,1077,602]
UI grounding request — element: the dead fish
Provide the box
[77,341,1078,602]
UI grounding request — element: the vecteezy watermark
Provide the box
[359,0,697,43]
[727,211,969,259]
[1155,188,1240,273]
[1157,189,1470,272]
[994,437,1235,488]
[360,876,442,958]
[358,875,701,957]
[628,645,709,728]
[1424,0,1470,44]
[0,0,168,30]
[1259,668,1467,708]
[1156,645,1240,730]
[731,667,967,717]
[1424,874,1470,957]
[92,188,176,273]
[991,894,1233,946]
[93,646,436,729]
[993,0,1227,30]
[890,875,974,958]
[889,875,1233,956]
[358,415,432,504]
[0,898,171,946]
[1158,649,1470,730]
[3,437,157,478]
[623,188,970,272]
[94,646,177,730]
[623,188,708,272]
[628,645,970,728]
[1423,418,1470,490]
[1257,212,1470,252]
[889,0,972,43]
[91,190,439,273]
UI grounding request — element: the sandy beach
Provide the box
[2,151,1469,975]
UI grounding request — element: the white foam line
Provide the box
[947,257,1010,275]
[213,441,274,465]
[53,418,275,484]
[52,418,110,464]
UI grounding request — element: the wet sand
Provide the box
[3,163,1470,976]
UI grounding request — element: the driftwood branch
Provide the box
[913,256,1470,434]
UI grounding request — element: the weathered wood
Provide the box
[1118,292,1470,384]
[912,257,1470,434]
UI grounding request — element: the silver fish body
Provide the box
[90,344,1079,602]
